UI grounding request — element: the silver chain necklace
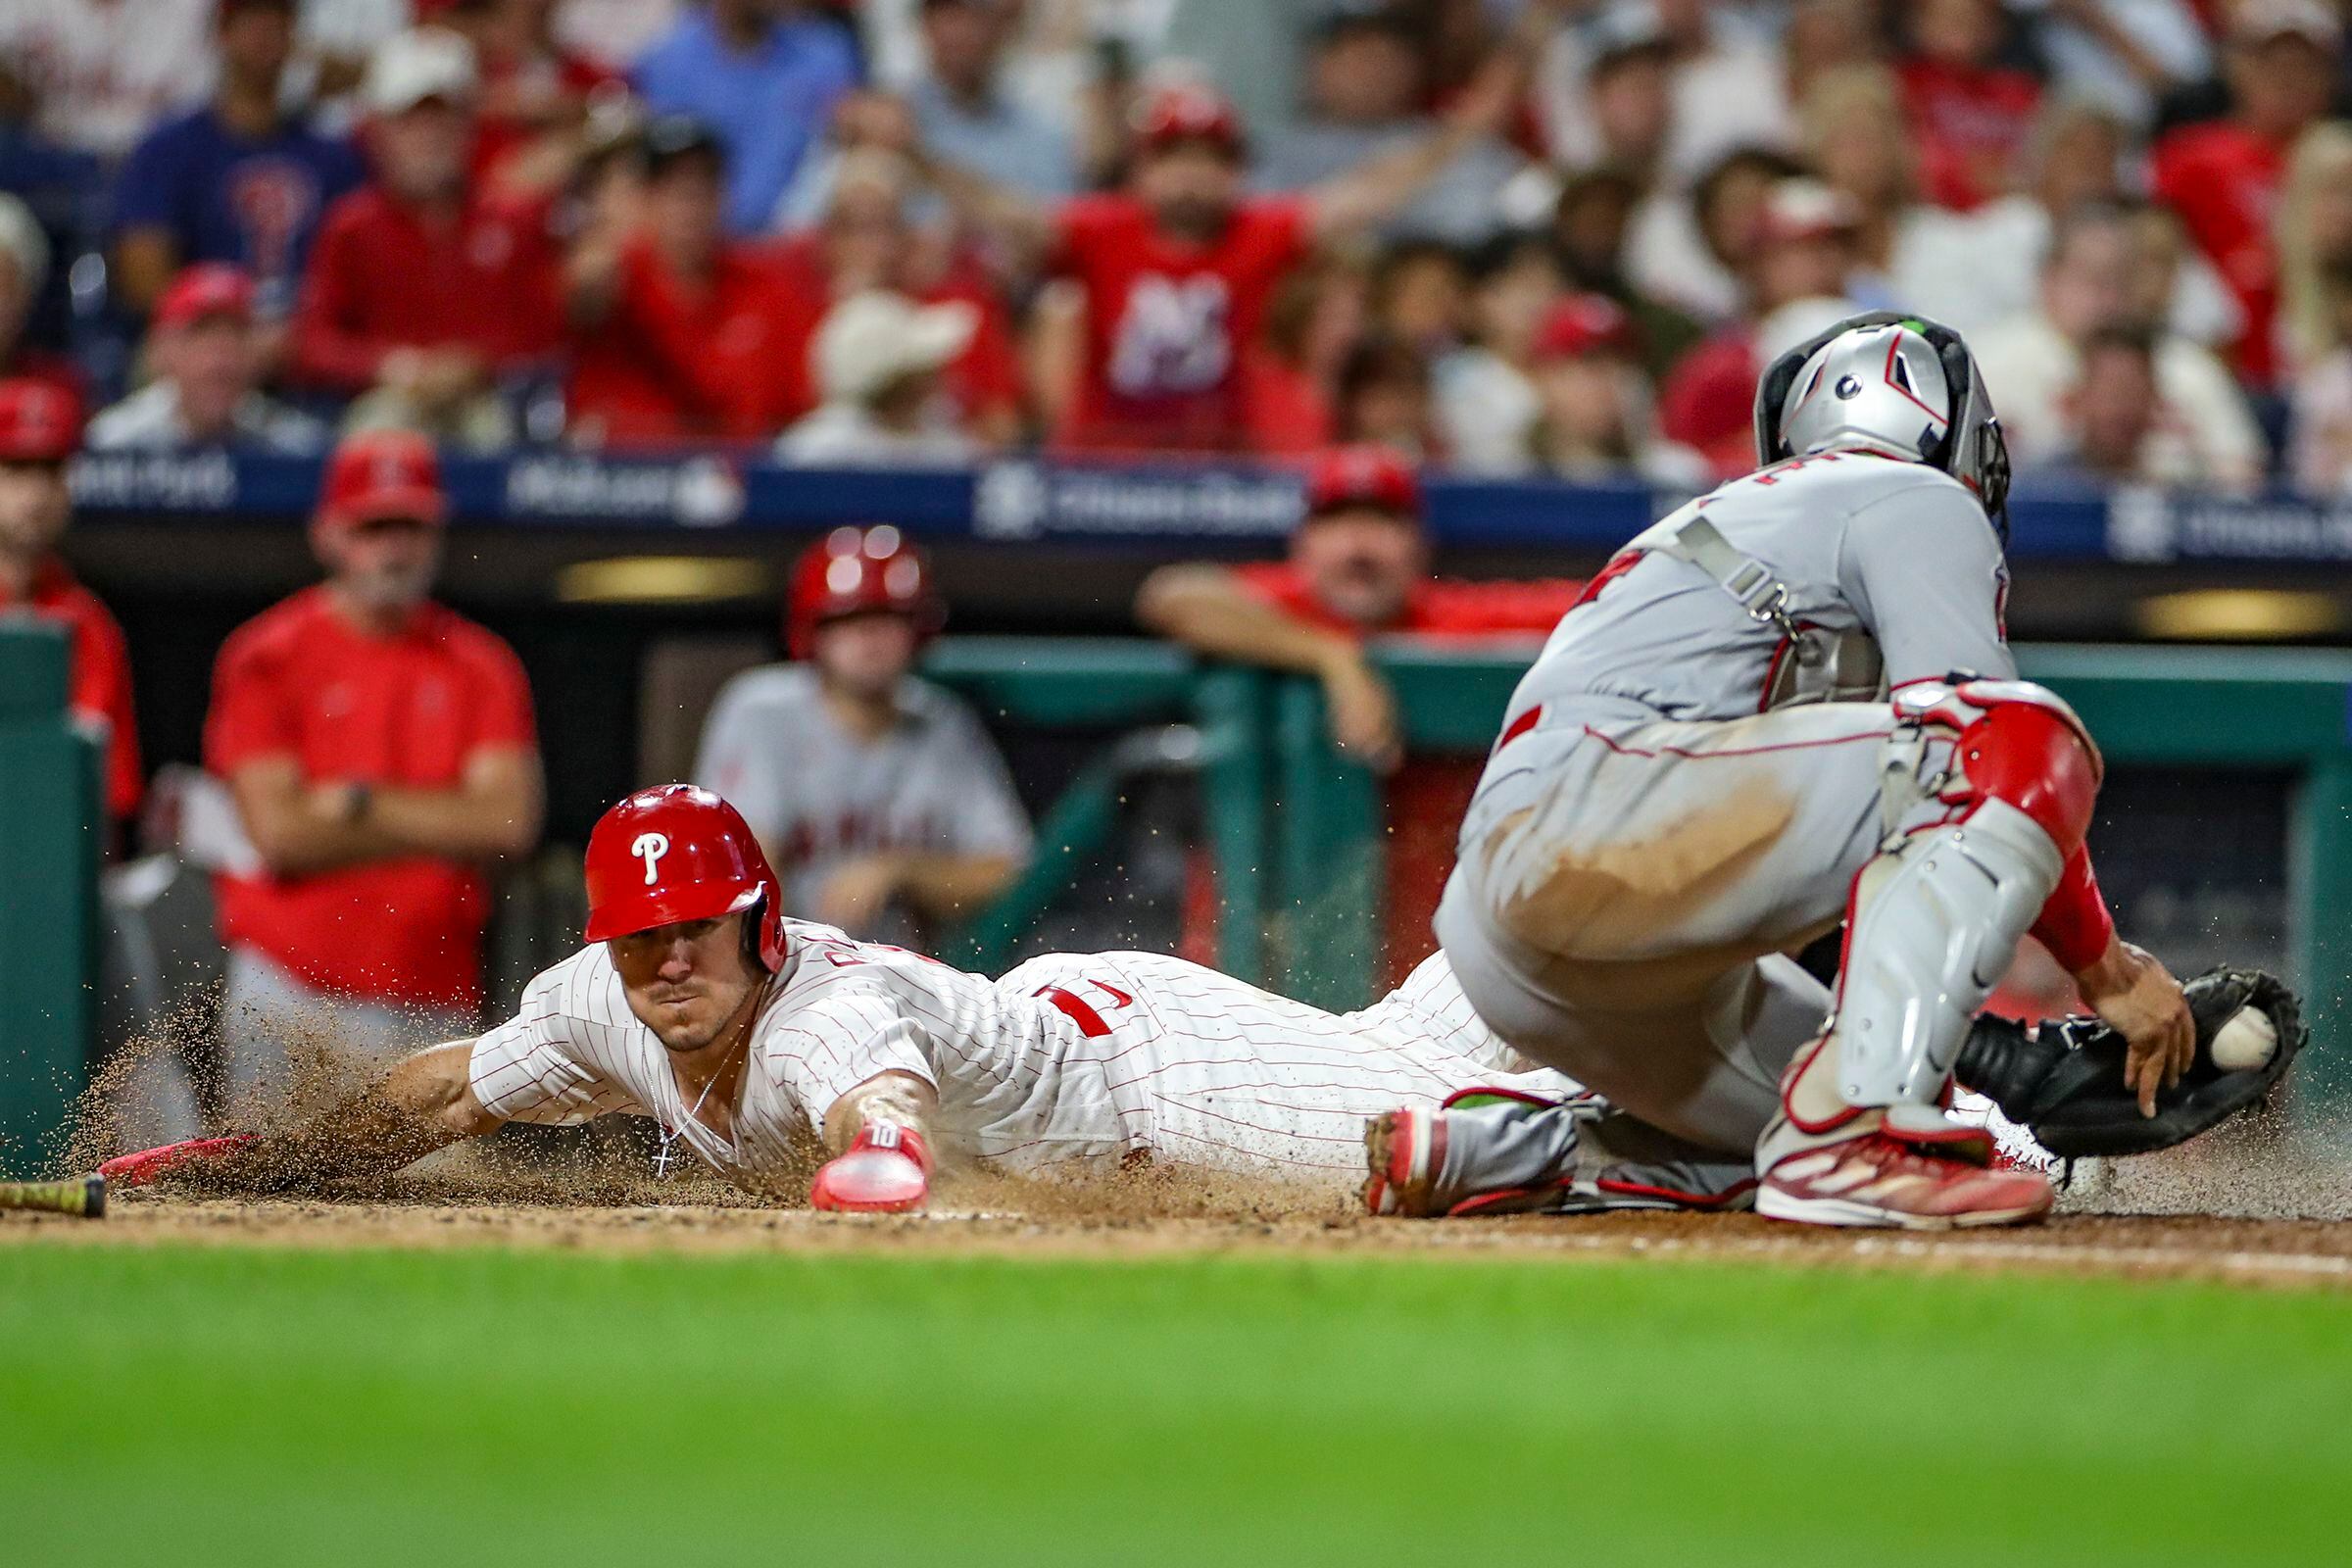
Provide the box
[655,1040,743,1181]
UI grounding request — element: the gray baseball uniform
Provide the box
[1438,450,2015,1152]
[693,665,1033,941]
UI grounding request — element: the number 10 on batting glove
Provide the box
[811,1124,931,1213]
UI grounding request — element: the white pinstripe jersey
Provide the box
[467,918,1556,1193]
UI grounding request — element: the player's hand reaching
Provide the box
[2072,939,2196,1117]
[811,1123,931,1214]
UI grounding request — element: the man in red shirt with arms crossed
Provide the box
[207,430,542,1110]
[0,379,140,835]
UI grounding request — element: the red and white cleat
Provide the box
[1362,1106,1445,1217]
[1758,1130,2054,1230]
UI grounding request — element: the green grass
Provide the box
[2,1243,2347,1566]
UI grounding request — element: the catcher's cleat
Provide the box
[1365,1089,1756,1219]
[1757,1122,2053,1230]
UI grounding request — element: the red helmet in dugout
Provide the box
[583,784,789,971]
[786,524,946,660]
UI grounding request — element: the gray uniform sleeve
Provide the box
[693,676,791,851]
[934,703,1034,861]
[1836,478,2017,690]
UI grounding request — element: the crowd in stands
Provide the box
[0,0,2349,492]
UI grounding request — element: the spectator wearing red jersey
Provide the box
[2150,0,2341,387]
[762,147,1024,445]
[866,32,1534,455]
[291,27,563,447]
[1136,445,1581,771]
[432,0,617,194]
[206,430,542,1103]
[1895,0,2041,212]
[564,116,803,446]
[0,379,140,832]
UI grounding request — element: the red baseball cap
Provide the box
[154,264,255,331]
[0,378,83,463]
[1133,82,1245,158]
[1532,293,1637,363]
[1302,444,1421,522]
[317,429,447,530]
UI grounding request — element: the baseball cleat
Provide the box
[1362,1106,1444,1217]
[1758,1130,2054,1230]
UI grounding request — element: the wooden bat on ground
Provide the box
[0,1175,106,1218]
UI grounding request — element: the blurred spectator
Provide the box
[695,524,1029,942]
[438,0,618,191]
[2277,121,2352,379]
[1794,65,1919,307]
[765,146,1024,443]
[1330,332,1440,460]
[1370,239,1471,357]
[0,0,216,162]
[206,430,542,1098]
[1525,291,1706,486]
[894,54,1529,453]
[2121,198,2244,354]
[1974,204,2266,488]
[289,0,416,122]
[1136,445,1583,771]
[1435,232,1564,473]
[2032,0,2210,130]
[1239,253,1370,456]
[2041,325,2174,486]
[0,194,82,399]
[1658,177,1864,477]
[291,27,562,446]
[632,0,860,233]
[2150,0,2341,387]
[1549,163,1701,380]
[777,289,982,465]
[0,58,101,348]
[1542,0,1793,183]
[1626,143,1803,324]
[2286,252,2352,492]
[88,265,326,451]
[0,379,140,830]
[112,0,367,318]
[564,115,803,446]
[902,0,1075,199]
[556,0,679,73]
[1258,10,1526,247]
[1895,0,2040,212]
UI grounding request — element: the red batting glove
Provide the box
[98,1135,257,1188]
[810,1124,931,1213]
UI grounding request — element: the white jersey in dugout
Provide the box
[467,919,1562,1195]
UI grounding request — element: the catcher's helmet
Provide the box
[582,784,787,972]
[1754,311,2011,536]
[786,524,945,660]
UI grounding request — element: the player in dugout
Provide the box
[103,785,2296,1214]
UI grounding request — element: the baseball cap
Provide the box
[2230,0,2342,48]
[1303,445,1422,522]
[814,290,979,404]
[154,264,255,331]
[317,430,447,530]
[0,379,82,464]
[1133,81,1246,158]
[1532,293,1638,363]
[1757,178,1862,246]
[363,27,477,116]
[1587,2,1673,74]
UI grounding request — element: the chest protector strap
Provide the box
[1653,514,1886,710]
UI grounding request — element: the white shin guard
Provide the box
[1828,798,2066,1109]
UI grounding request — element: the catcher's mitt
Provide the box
[1955,967,2305,1159]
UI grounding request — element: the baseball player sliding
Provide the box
[1382,310,2264,1231]
[101,784,1601,1208]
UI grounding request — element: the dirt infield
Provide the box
[9,1179,2352,1290]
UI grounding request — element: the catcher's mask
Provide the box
[1753,310,2012,543]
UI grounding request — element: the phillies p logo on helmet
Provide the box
[632,832,669,886]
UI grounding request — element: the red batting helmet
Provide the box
[582,784,788,971]
[0,378,82,463]
[1302,444,1421,523]
[786,524,945,660]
